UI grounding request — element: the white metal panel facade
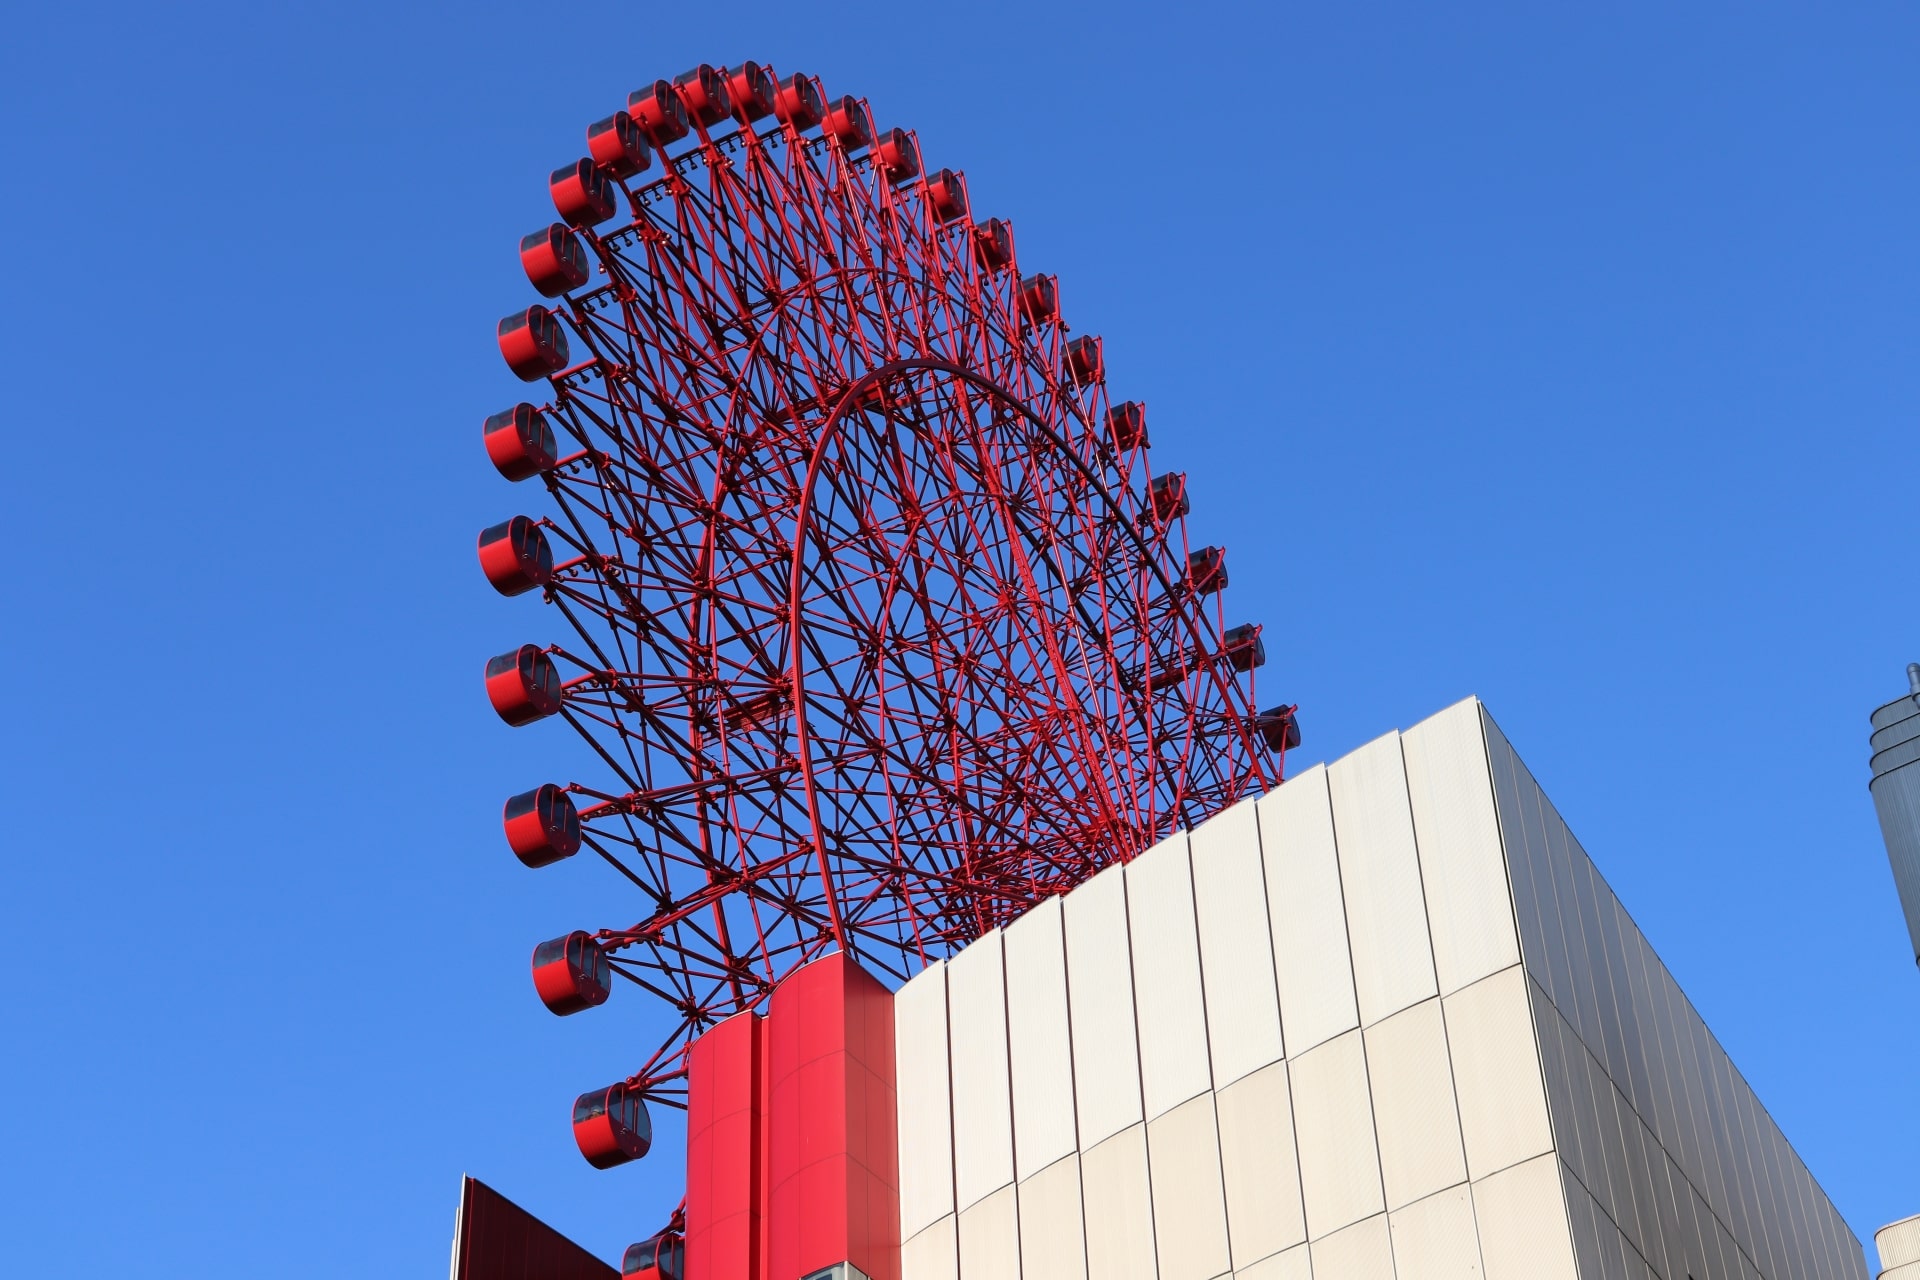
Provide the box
[1473,1153,1580,1280]
[902,1215,958,1280]
[1445,964,1553,1181]
[1017,1154,1087,1280]
[1064,862,1144,1149]
[1310,1213,1396,1279]
[1290,1028,1385,1239]
[1214,1060,1306,1269]
[1004,897,1078,1182]
[1401,696,1522,994]
[957,1184,1020,1280]
[1328,730,1439,1026]
[1233,1244,1310,1280]
[887,700,1868,1280]
[1146,1093,1232,1280]
[895,960,957,1240]
[1081,1123,1159,1280]
[1880,1214,1920,1268]
[1364,997,1467,1210]
[947,928,1014,1210]
[1126,833,1214,1119]
[1387,1185,1486,1280]
[1257,764,1360,1055]
[1189,799,1286,1087]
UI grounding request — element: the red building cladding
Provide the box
[686,1012,762,1278]
[767,956,899,1280]
[686,952,899,1280]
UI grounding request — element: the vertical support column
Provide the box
[765,952,901,1280]
[687,1009,766,1280]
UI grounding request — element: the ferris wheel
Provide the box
[475,60,1296,1172]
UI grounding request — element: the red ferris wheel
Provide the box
[476,60,1297,1172]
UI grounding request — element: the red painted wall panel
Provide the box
[686,951,900,1280]
[758,952,902,1280]
[686,1010,764,1280]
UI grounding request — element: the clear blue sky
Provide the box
[2,2,1913,1273]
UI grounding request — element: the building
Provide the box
[1867,670,1920,1280]
[450,1177,618,1280]
[1876,1214,1920,1280]
[1869,664,1920,969]
[673,697,1865,1280]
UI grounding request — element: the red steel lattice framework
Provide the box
[476,61,1296,1161]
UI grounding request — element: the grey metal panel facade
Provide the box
[1482,705,1869,1280]
[1869,671,1920,967]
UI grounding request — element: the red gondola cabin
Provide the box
[532,930,612,1015]
[1221,623,1265,672]
[520,224,590,297]
[1018,273,1058,324]
[774,73,824,130]
[1257,704,1302,753]
[876,128,921,184]
[485,645,564,725]
[1148,472,1189,521]
[587,112,651,180]
[1188,545,1228,596]
[726,62,776,123]
[973,218,1014,272]
[622,1234,684,1280]
[573,1083,652,1168]
[628,81,689,147]
[502,783,581,867]
[483,403,559,481]
[925,169,969,223]
[498,306,571,381]
[1066,334,1104,385]
[477,515,555,596]
[824,95,872,151]
[673,64,732,128]
[549,159,616,228]
[1108,401,1148,451]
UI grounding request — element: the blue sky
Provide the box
[1,1,1914,1273]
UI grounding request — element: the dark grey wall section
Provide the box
[1480,707,1868,1280]
[1869,666,1920,968]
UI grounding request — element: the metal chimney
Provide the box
[1870,663,1920,968]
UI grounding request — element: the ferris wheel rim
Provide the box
[473,60,1286,1120]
